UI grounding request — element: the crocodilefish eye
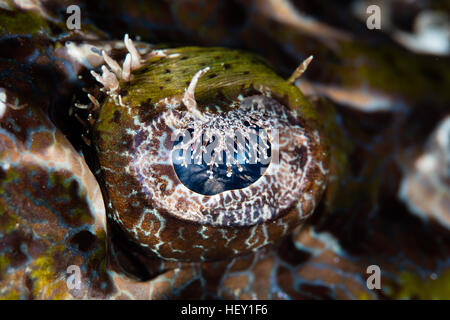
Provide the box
[89,35,329,261]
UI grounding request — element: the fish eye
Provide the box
[90,40,328,261]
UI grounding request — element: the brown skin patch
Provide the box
[70,230,97,252]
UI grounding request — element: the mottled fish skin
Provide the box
[0,87,110,299]
[0,0,449,300]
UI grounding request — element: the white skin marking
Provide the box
[0,88,6,119]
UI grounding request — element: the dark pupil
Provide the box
[172,127,271,196]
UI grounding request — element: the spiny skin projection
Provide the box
[93,47,329,262]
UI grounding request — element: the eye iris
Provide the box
[172,125,272,196]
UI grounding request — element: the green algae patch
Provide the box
[126,47,314,117]
[384,270,450,299]
[0,9,49,36]
[0,289,20,300]
[358,292,375,300]
[30,244,68,299]
[0,167,19,194]
[339,41,450,107]
[0,255,11,280]
[312,97,355,210]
